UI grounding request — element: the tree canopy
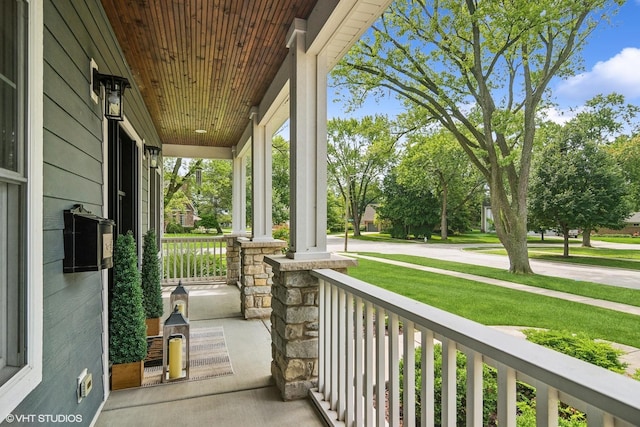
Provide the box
[529,139,631,256]
[333,0,622,273]
[398,128,485,239]
[327,115,398,236]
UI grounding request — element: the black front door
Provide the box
[108,121,138,239]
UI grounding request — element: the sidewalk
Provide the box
[344,252,640,376]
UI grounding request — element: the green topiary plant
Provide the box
[141,229,163,319]
[109,232,147,364]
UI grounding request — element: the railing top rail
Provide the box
[161,236,226,241]
[311,268,640,424]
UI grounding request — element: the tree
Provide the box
[333,0,622,273]
[398,129,485,239]
[553,93,639,246]
[377,170,440,239]
[327,116,398,236]
[272,135,291,225]
[608,135,640,211]
[529,140,631,257]
[192,159,232,233]
[164,158,202,207]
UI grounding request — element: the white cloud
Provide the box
[556,48,640,101]
[538,106,580,125]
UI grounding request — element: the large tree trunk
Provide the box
[490,188,532,274]
[562,225,570,257]
[582,227,592,247]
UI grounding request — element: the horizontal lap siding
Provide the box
[13,0,161,423]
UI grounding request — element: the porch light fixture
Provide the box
[92,69,131,121]
[145,145,162,169]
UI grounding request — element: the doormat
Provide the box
[142,326,234,386]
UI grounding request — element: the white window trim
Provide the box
[0,0,44,420]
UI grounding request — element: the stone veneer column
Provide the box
[238,238,287,319]
[264,254,358,400]
[225,236,241,286]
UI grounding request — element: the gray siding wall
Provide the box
[11,0,161,424]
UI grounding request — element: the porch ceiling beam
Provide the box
[161,144,232,160]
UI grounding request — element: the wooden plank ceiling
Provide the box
[101,0,318,148]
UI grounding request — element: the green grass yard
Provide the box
[348,258,640,348]
[355,252,640,307]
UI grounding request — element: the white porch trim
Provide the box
[287,18,329,259]
[250,108,274,242]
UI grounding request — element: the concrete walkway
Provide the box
[343,252,640,375]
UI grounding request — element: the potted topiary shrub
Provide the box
[110,231,148,390]
[141,229,163,336]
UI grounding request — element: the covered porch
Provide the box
[98,0,640,425]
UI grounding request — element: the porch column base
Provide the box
[264,254,358,400]
[239,239,287,319]
[225,236,241,286]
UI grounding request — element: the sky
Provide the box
[328,1,640,124]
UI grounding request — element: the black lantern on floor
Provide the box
[93,70,131,121]
[145,145,162,169]
[162,306,190,382]
[170,281,190,318]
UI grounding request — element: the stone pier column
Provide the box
[238,239,287,319]
[225,236,241,286]
[264,255,357,400]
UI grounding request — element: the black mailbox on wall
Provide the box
[63,205,116,273]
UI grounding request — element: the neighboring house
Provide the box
[168,201,200,228]
[596,212,640,236]
[361,204,380,232]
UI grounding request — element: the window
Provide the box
[1,0,28,385]
[0,0,43,419]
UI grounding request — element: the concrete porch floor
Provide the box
[95,283,324,427]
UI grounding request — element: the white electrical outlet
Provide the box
[77,369,93,403]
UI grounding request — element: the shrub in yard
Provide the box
[273,224,289,241]
[522,329,627,373]
[165,222,183,234]
[400,329,627,426]
[163,250,226,280]
[400,345,502,426]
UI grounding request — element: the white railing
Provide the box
[311,268,640,427]
[161,236,226,284]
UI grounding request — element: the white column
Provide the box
[286,18,329,259]
[251,108,273,241]
[231,148,247,235]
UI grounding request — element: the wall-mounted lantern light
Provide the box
[145,145,162,169]
[92,70,131,121]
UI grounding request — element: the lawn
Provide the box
[592,235,640,245]
[348,258,640,348]
[469,247,640,270]
[356,252,640,307]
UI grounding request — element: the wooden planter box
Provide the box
[111,360,143,390]
[146,317,161,336]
